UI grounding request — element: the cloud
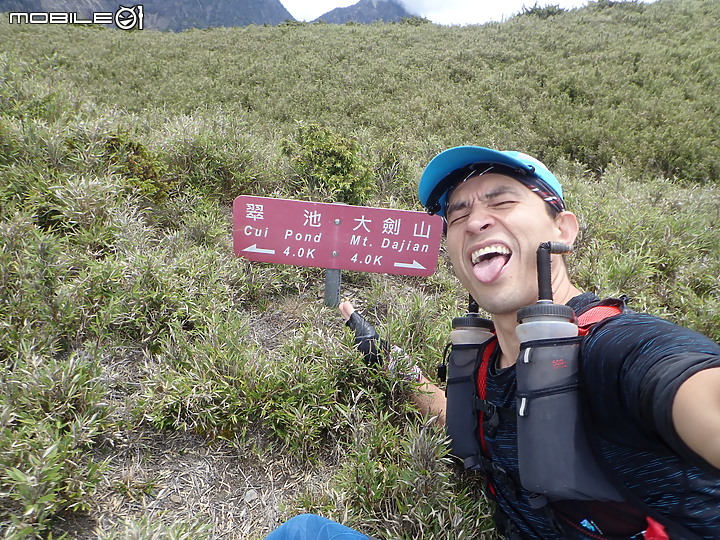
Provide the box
[397,0,589,25]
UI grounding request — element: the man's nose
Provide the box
[466,204,494,233]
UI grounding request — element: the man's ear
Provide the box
[555,211,579,246]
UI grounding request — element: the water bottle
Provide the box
[445,309,495,468]
[515,242,623,501]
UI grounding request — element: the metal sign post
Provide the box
[324,268,342,308]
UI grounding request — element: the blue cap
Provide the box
[418,146,564,217]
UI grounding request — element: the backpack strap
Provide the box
[576,299,626,335]
[476,337,498,458]
[577,305,623,329]
[474,338,516,497]
[475,396,515,437]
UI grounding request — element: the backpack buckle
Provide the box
[489,462,519,502]
[476,398,501,437]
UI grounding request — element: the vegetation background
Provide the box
[1,0,719,538]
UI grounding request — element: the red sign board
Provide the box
[233,196,443,277]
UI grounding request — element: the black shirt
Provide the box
[483,293,720,539]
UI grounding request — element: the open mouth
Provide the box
[471,245,511,283]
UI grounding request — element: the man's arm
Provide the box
[672,366,720,469]
[411,375,447,427]
[582,313,720,470]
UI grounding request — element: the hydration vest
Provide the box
[442,298,683,540]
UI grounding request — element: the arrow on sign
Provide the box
[242,244,276,255]
[393,260,426,270]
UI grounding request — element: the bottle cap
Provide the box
[517,303,575,323]
[452,313,494,331]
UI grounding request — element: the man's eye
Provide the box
[448,212,469,225]
[493,199,517,208]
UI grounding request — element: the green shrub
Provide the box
[103,133,172,203]
[294,420,497,539]
[137,306,378,458]
[62,130,171,203]
[0,118,22,167]
[0,217,82,361]
[0,351,111,536]
[520,3,567,18]
[160,111,278,203]
[282,123,376,205]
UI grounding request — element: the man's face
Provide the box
[445,173,566,316]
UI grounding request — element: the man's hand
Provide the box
[339,301,387,366]
[340,300,420,380]
[339,301,447,424]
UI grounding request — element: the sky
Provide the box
[279,0,655,25]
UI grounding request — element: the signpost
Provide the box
[233,196,444,304]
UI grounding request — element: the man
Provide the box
[268,146,720,539]
[413,145,720,539]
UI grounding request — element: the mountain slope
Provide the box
[315,0,416,23]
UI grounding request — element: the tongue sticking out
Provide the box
[473,254,509,284]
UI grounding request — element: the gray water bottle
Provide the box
[515,241,579,345]
[445,308,495,468]
[515,242,623,501]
